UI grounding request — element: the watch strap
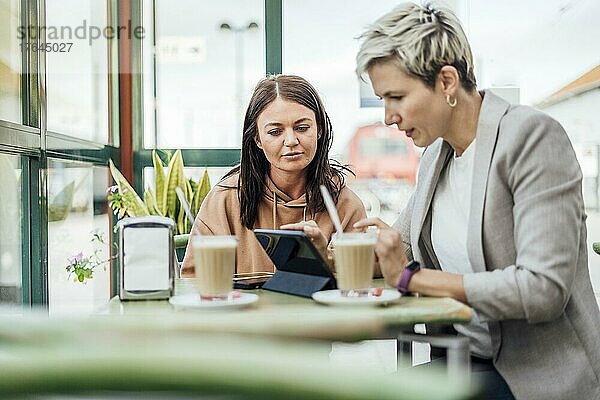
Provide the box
[397,261,420,294]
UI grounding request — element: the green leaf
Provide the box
[176,203,187,235]
[185,179,193,200]
[108,159,149,217]
[188,178,198,193]
[183,180,193,234]
[144,187,161,216]
[165,150,185,219]
[191,169,211,217]
[153,150,168,215]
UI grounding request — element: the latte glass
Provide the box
[332,232,377,297]
[192,235,237,300]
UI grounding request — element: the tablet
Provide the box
[253,229,333,278]
[232,272,274,290]
[253,229,336,297]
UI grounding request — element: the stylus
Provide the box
[319,185,343,234]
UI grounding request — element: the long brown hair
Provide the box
[223,74,351,229]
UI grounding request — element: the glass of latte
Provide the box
[332,232,377,297]
[192,235,237,300]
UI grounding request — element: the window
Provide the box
[0,153,23,305]
[468,0,600,208]
[0,0,118,309]
[0,0,22,123]
[47,160,110,314]
[143,0,265,149]
[46,0,110,143]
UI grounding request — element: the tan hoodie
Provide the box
[181,173,366,276]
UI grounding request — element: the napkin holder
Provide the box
[117,216,175,300]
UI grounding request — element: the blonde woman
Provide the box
[354,3,600,399]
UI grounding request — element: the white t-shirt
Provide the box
[431,139,493,358]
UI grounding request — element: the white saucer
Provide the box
[312,289,400,307]
[169,292,259,311]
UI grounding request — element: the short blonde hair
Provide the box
[356,2,476,91]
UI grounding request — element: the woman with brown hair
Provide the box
[181,75,366,275]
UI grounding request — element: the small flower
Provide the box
[65,236,113,284]
[67,252,84,266]
[106,185,119,194]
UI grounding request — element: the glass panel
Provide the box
[468,0,600,105]
[0,153,22,305]
[144,0,265,149]
[47,160,111,315]
[46,0,110,143]
[0,0,22,123]
[283,0,412,224]
[467,0,600,210]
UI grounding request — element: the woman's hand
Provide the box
[280,220,329,261]
[353,218,407,287]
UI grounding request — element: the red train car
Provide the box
[347,124,419,184]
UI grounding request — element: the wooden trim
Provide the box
[116,0,135,297]
[118,0,133,182]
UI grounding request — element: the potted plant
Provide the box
[65,150,211,283]
[108,149,210,231]
[108,149,211,252]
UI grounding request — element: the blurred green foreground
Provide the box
[0,312,480,399]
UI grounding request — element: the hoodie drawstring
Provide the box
[273,191,277,230]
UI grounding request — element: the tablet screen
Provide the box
[254,229,333,278]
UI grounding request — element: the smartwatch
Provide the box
[396,260,421,294]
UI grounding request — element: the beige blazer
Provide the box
[394,90,600,399]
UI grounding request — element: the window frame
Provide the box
[1,0,285,307]
[0,0,121,308]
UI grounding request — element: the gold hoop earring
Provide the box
[446,94,457,108]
